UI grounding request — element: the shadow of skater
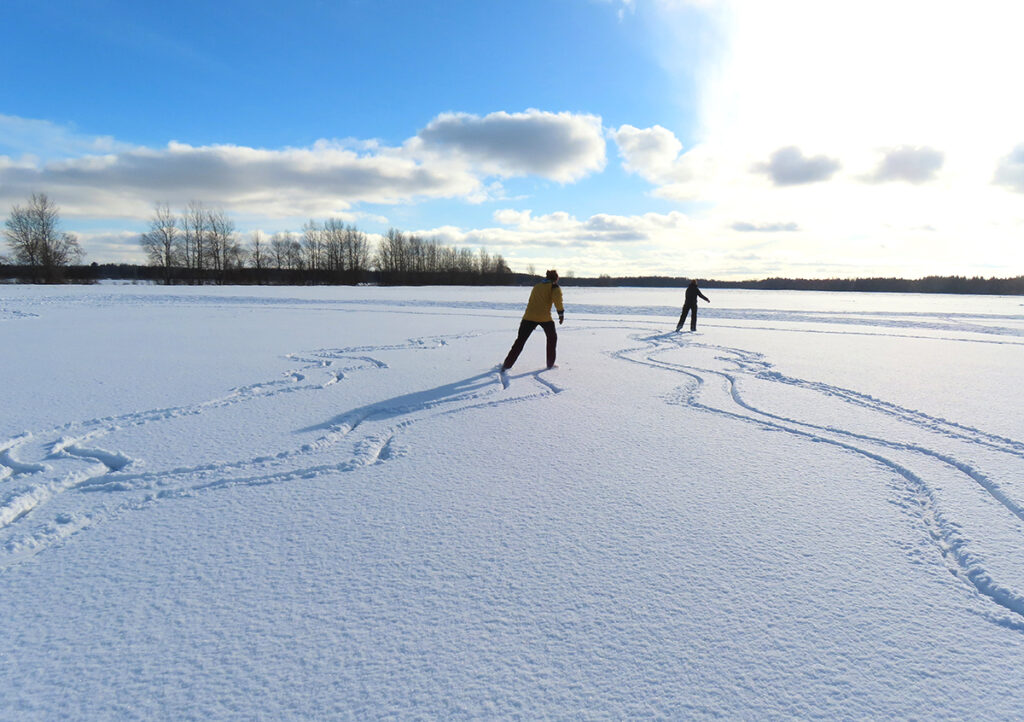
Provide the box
[676,279,710,332]
[298,372,499,433]
[501,269,565,371]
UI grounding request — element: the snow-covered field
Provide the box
[3,283,1024,718]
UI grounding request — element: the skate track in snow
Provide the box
[613,328,1024,629]
[0,332,562,570]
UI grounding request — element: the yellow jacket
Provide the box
[523,280,564,322]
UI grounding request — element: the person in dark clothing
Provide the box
[502,269,565,371]
[676,279,710,331]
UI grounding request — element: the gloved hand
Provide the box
[558,311,564,325]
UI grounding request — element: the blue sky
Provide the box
[3,0,1024,278]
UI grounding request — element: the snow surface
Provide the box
[3,283,1024,718]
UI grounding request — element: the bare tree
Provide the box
[179,201,209,282]
[249,231,266,274]
[3,193,83,282]
[139,203,178,284]
[269,232,290,270]
[343,225,370,282]
[285,238,303,271]
[439,245,458,276]
[322,218,343,276]
[456,247,476,274]
[478,248,494,275]
[375,228,408,278]
[302,220,323,273]
[207,207,239,283]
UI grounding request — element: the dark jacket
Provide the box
[684,285,709,306]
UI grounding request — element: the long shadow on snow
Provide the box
[298,371,500,432]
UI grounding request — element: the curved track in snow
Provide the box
[612,330,1024,628]
[0,332,562,570]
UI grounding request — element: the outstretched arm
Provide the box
[553,286,565,324]
[699,291,710,302]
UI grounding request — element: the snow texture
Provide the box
[3,284,1024,718]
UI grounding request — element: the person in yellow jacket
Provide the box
[501,269,565,371]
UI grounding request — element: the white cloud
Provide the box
[492,208,532,227]
[73,230,148,264]
[611,124,684,182]
[611,124,725,200]
[417,109,606,182]
[994,145,1024,193]
[752,146,841,186]
[493,209,577,232]
[731,221,799,233]
[491,208,694,249]
[865,146,945,185]
[0,114,133,161]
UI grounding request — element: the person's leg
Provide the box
[503,320,538,369]
[690,305,698,331]
[677,305,692,331]
[540,321,557,368]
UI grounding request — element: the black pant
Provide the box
[503,319,557,369]
[677,303,698,331]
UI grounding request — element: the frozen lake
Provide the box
[3,283,1024,718]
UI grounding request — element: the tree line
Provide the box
[571,274,1024,295]
[137,202,513,285]
[2,194,515,285]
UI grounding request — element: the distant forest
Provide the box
[3,196,1023,294]
[576,274,1024,295]
[2,262,1024,295]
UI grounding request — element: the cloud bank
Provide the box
[0,142,480,218]
[0,110,607,218]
